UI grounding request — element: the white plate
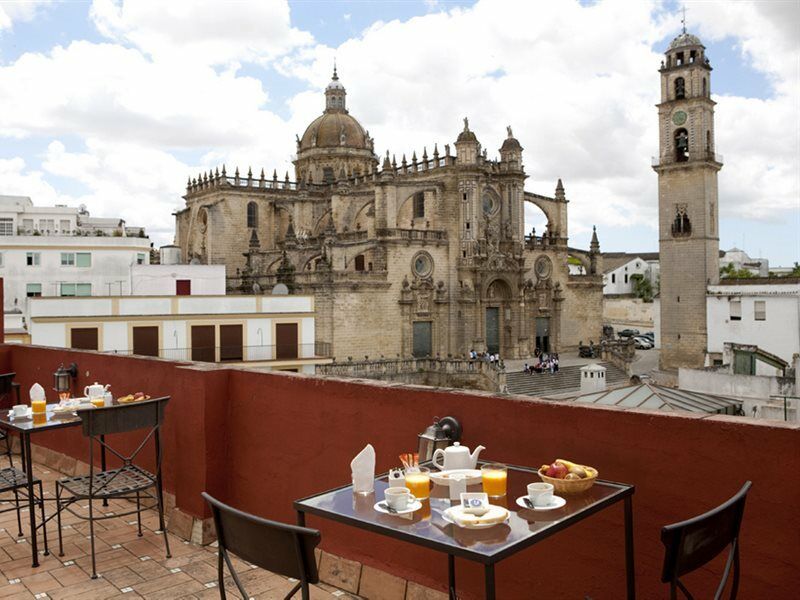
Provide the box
[515,495,566,511]
[429,469,482,486]
[374,500,422,516]
[442,504,509,529]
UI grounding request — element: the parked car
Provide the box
[641,332,655,341]
[634,336,653,350]
[618,329,640,338]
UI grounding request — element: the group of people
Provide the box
[468,349,502,366]
[524,351,560,375]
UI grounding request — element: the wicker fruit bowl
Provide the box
[537,463,598,494]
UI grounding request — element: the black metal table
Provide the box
[295,463,635,599]
[0,405,88,567]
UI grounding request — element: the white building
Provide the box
[28,294,331,373]
[129,264,225,296]
[706,278,800,367]
[719,247,769,277]
[601,252,659,295]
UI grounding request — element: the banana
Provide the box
[555,458,578,471]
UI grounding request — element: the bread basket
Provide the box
[537,466,598,494]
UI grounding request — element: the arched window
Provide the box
[413,192,425,219]
[674,128,689,162]
[671,205,692,237]
[675,77,686,100]
[246,202,258,228]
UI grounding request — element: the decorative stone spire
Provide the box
[589,225,600,274]
[382,150,391,170]
[555,178,565,201]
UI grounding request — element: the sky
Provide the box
[0,0,798,265]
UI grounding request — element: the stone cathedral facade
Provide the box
[175,69,603,360]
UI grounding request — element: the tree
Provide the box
[720,263,754,279]
[630,273,653,302]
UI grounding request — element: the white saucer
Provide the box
[429,469,482,486]
[515,495,566,511]
[374,500,422,515]
[442,504,509,529]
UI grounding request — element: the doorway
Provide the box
[535,317,550,354]
[412,321,432,357]
[486,307,500,355]
[276,323,298,360]
[191,325,215,362]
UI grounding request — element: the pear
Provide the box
[568,465,587,478]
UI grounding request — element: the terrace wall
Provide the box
[0,343,797,599]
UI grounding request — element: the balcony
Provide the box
[0,341,797,599]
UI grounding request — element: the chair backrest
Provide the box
[78,396,169,437]
[0,373,16,405]
[661,481,752,583]
[202,492,320,583]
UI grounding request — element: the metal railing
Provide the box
[105,342,331,363]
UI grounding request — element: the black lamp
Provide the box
[53,363,78,399]
[417,416,462,462]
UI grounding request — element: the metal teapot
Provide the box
[431,442,485,471]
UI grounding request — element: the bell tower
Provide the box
[653,28,722,370]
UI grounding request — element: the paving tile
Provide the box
[405,581,448,600]
[358,565,405,600]
[20,570,61,594]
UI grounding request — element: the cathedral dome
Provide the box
[500,135,521,151]
[299,112,369,151]
[668,31,703,50]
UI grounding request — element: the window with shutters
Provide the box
[754,301,766,321]
[70,327,98,350]
[0,218,13,236]
[730,299,741,321]
[26,252,40,266]
[219,324,244,362]
[76,252,91,267]
[26,283,42,297]
[132,326,159,357]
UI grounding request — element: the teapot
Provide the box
[84,382,110,399]
[431,442,485,471]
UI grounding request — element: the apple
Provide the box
[545,462,568,479]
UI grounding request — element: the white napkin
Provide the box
[351,444,376,494]
[30,383,45,402]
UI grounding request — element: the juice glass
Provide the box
[481,463,508,497]
[91,397,105,408]
[31,399,47,414]
[404,467,431,500]
[32,412,47,426]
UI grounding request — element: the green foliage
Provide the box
[567,255,582,266]
[630,273,653,302]
[720,263,755,279]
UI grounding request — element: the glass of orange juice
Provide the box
[90,397,105,408]
[481,463,508,497]
[404,467,431,500]
[32,412,47,425]
[31,398,47,414]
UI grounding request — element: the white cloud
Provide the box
[89,0,313,67]
[0,156,73,205]
[0,0,51,32]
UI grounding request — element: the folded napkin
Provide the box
[351,444,376,494]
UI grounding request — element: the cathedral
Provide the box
[175,68,604,360]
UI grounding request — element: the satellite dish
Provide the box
[271,283,289,296]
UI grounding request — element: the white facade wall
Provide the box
[707,283,800,364]
[0,236,151,311]
[603,258,651,295]
[129,264,225,296]
[27,294,323,371]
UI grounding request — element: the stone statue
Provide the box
[463,117,469,130]
[507,125,513,137]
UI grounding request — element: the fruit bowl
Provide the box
[537,465,598,494]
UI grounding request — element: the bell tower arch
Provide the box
[653,28,722,370]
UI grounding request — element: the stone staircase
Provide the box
[505,363,629,398]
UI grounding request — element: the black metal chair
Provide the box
[661,481,752,599]
[0,372,44,541]
[202,492,321,600]
[55,396,172,578]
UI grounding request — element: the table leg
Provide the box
[100,435,108,507]
[448,554,456,600]
[484,564,495,600]
[23,433,39,568]
[624,495,636,599]
[296,510,306,527]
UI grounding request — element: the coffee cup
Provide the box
[385,487,416,511]
[528,482,554,507]
[12,404,27,417]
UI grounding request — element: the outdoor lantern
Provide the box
[53,363,78,398]
[417,416,462,462]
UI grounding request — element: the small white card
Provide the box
[460,492,490,515]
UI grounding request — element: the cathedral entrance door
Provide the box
[486,307,500,355]
[535,317,550,354]
[412,321,432,358]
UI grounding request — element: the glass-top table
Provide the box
[295,463,635,599]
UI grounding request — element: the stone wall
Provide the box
[604,296,655,329]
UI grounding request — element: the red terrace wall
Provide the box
[4,344,800,599]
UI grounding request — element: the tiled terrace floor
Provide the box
[0,460,351,599]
